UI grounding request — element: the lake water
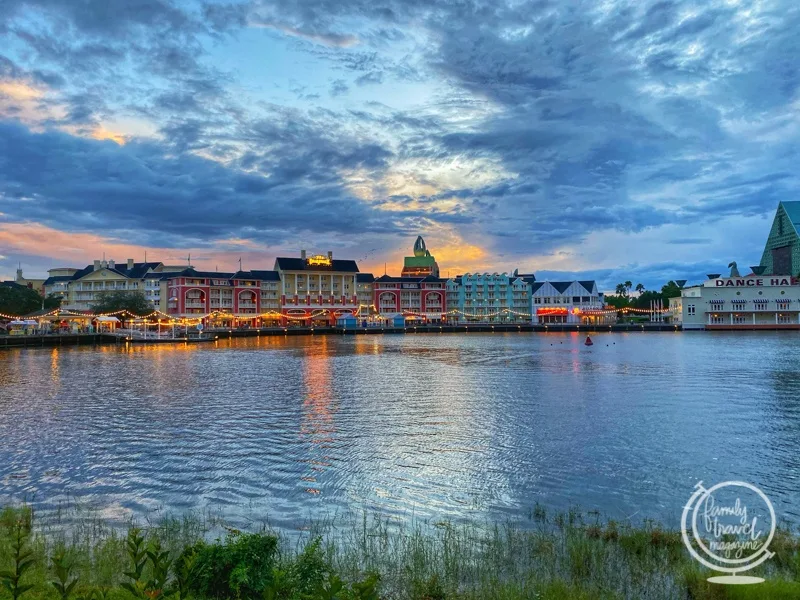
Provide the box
[0,332,798,530]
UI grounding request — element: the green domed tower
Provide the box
[402,236,440,277]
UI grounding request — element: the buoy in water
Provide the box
[585,336,594,346]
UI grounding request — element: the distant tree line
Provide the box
[603,280,682,310]
[0,285,61,317]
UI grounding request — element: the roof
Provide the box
[356,273,375,283]
[247,270,281,281]
[374,275,446,284]
[1,281,26,289]
[551,281,572,294]
[43,275,74,285]
[158,268,281,282]
[274,257,359,272]
[165,268,235,279]
[403,256,437,267]
[124,262,161,279]
[530,282,545,293]
[375,275,411,283]
[780,201,800,234]
[578,281,597,293]
[69,261,162,281]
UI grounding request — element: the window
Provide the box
[687,304,696,316]
[710,316,724,324]
[534,297,541,304]
[544,297,551,304]
[778,302,790,310]
[733,315,747,324]
[778,315,793,324]
[573,296,581,303]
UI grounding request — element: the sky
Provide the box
[1,0,798,291]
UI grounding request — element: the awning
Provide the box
[94,316,120,322]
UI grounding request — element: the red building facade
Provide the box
[373,275,447,323]
[165,269,282,325]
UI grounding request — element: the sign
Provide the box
[705,277,797,288]
[196,323,204,331]
[306,255,332,267]
[681,480,775,585]
[537,307,568,315]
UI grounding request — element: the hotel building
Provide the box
[13,266,46,295]
[446,272,531,323]
[356,274,376,317]
[681,201,800,329]
[53,259,184,311]
[165,269,282,325]
[401,236,440,277]
[373,275,447,323]
[530,280,605,324]
[275,251,360,326]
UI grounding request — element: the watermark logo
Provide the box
[681,480,776,585]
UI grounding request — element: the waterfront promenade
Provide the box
[0,322,681,348]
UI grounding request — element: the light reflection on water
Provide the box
[0,332,798,530]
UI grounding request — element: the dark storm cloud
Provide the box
[2,0,196,37]
[0,119,404,244]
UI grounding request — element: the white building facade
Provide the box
[681,275,800,330]
[530,281,605,324]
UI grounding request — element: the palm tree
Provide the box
[624,281,632,295]
[615,283,627,296]
[635,283,645,294]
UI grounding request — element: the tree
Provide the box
[91,291,153,316]
[615,283,628,297]
[661,280,682,300]
[624,281,632,295]
[0,285,59,317]
[603,294,629,309]
[635,283,645,294]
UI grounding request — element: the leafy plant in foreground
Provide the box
[121,528,149,599]
[51,549,79,600]
[169,544,197,600]
[145,539,173,600]
[183,531,278,599]
[0,510,35,600]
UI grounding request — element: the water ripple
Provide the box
[0,332,798,529]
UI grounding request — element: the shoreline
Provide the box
[2,323,682,349]
[1,504,798,599]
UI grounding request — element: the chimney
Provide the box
[327,251,333,260]
[108,259,115,270]
[93,260,101,271]
[127,258,134,269]
[101,260,107,268]
[301,249,306,260]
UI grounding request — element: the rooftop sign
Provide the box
[306,255,332,267]
[705,277,797,288]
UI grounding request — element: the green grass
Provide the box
[0,505,798,600]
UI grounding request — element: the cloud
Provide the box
[0,118,420,246]
[3,0,800,284]
[329,79,349,97]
